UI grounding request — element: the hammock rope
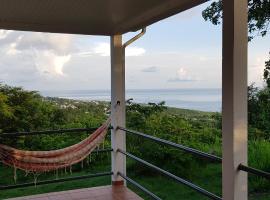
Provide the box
[0,118,111,183]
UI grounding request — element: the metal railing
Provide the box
[118,127,222,163]
[0,172,113,190]
[118,126,222,200]
[0,127,101,137]
[118,149,222,200]
[118,126,270,200]
[118,172,162,200]
[238,164,270,180]
[1,126,269,200]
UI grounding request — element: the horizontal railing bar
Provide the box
[118,127,222,163]
[117,149,222,200]
[118,172,162,200]
[0,171,113,190]
[238,164,270,180]
[0,127,103,137]
[92,148,113,153]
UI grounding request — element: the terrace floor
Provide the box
[7,185,143,200]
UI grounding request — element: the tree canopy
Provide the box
[264,53,270,88]
[0,84,66,133]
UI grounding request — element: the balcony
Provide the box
[6,185,142,200]
[0,0,268,199]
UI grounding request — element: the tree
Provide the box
[264,53,270,88]
[126,100,167,129]
[202,0,270,41]
[0,93,13,128]
[0,84,65,133]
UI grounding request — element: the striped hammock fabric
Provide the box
[0,119,110,174]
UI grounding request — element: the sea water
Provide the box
[41,88,221,112]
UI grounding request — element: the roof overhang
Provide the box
[0,0,207,36]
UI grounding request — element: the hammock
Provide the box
[0,119,110,176]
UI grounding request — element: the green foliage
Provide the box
[0,84,109,150]
[126,99,269,194]
[0,84,269,198]
[0,84,65,133]
[126,100,222,178]
[202,0,270,41]
[248,84,270,136]
[126,100,167,128]
[0,93,13,121]
[264,53,270,88]
[249,140,270,192]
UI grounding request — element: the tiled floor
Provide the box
[6,185,143,200]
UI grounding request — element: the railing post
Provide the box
[222,0,248,199]
[110,34,126,185]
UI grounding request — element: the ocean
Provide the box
[41,89,221,112]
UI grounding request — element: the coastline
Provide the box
[41,88,221,112]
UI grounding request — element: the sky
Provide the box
[0,2,269,91]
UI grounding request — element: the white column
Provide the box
[110,34,126,185]
[222,0,248,199]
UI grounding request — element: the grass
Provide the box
[131,176,270,200]
[1,160,269,200]
[0,159,111,199]
[129,166,270,200]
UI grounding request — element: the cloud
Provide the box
[248,54,269,86]
[0,32,144,79]
[0,28,222,90]
[141,66,159,73]
[85,42,145,57]
[168,67,199,82]
[34,50,71,76]
[14,33,73,54]
[7,42,20,55]
[0,50,40,85]
[54,55,71,75]
[126,46,145,56]
[0,30,13,40]
[0,31,74,77]
[93,42,110,56]
[168,78,196,82]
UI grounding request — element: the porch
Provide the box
[0,0,269,200]
[6,185,142,200]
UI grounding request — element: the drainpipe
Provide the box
[123,28,146,48]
